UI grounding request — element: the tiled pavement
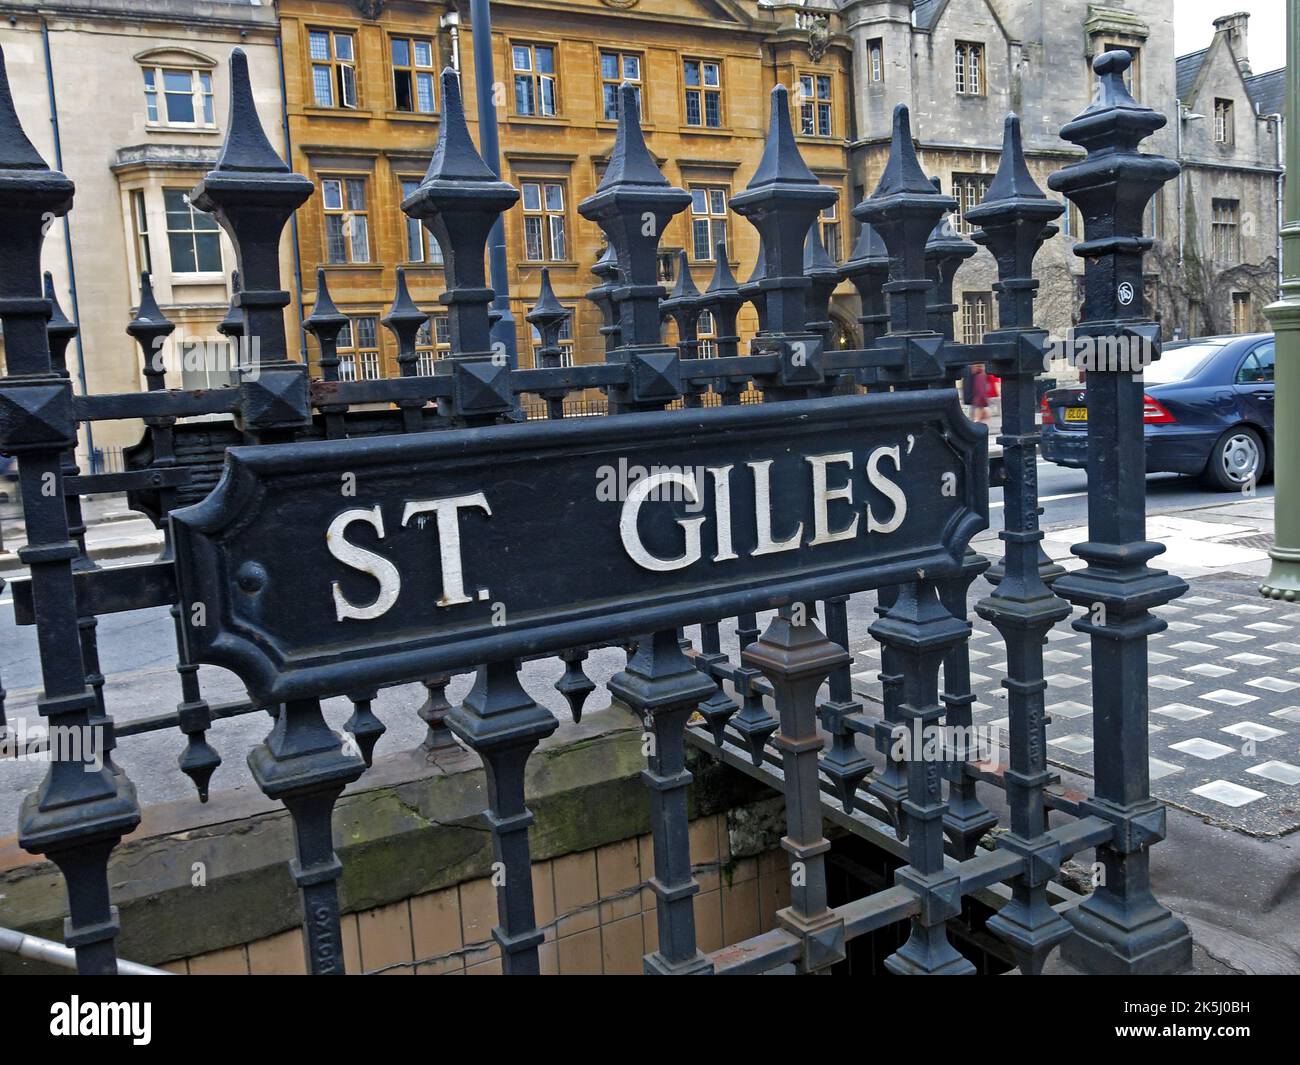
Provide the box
[851,572,1300,837]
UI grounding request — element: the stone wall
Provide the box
[0,704,789,975]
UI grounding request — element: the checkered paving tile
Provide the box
[851,577,1300,835]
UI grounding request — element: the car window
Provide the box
[1236,341,1274,384]
[1143,343,1223,384]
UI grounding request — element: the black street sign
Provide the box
[171,390,986,703]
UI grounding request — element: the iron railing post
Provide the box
[609,631,716,974]
[968,114,1073,973]
[192,50,363,974]
[0,45,140,974]
[447,661,558,974]
[1048,50,1192,975]
[403,69,518,427]
[744,606,849,973]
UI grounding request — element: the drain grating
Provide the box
[1220,533,1275,551]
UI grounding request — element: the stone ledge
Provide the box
[0,703,764,972]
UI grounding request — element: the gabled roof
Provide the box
[1175,47,1208,102]
[1245,68,1285,117]
[913,0,942,30]
[910,0,1011,42]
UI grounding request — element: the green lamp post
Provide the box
[1262,4,1300,602]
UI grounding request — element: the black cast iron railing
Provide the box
[0,44,1191,976]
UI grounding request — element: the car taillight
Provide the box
[1040,395,1054,426]
[1143,395,1177,424]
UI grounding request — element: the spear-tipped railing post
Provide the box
[190,49,313,446]
[923,177,976,341]
[579,85,691,411]
[701,244,744,360]
[967,113,1072,888]
[382,266,428,432]
[403,69,519,425]
[817,596,872,813]
[303,268,349,440]
[525,268,572,419]
[660,250,704,405]
[855,105,956,387]
[608,630,716,974]
[744,605,849,972]
[839,220,890,386]
[1047,50,1191,975]
[1261,3,1300,602]
[126,275,221,799]
[732,86,838,399]
[738,238,769,334]
[44,274,91,565]
[193,49,362,973]
[803,224,840,346]
[0,44,140,975]
[448,661,558,974]
[870,581,973,974]
[585,244,622,355]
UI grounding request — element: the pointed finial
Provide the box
[44,271,77,373]
[844,219,888,267]
[306,267,346,327]
[383,266,424,326]
[0,46,50,171]
[925,177,966,247]
[984,115,1048,202]
[44,272,74,331]
[592,243,619,278]
[746,84,820,190]
[872,105,936,198]
[217,270,245,339]
[127,272,175,382]
[706,242,739,295]
[804,224,836,271]
[421,69,499,184]
[598,83,669,190]
[668,250,701,300]
[131,272,169,328]
[212,49,290,174]
[528,268,565,319]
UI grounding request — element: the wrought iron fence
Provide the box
[0,43,1192,976]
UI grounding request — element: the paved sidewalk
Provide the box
[857,493,1293,835]
[0,493,163,576]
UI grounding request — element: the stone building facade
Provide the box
[1168,12,1285,339]
[278,0,855,382]
[838,0,1284,345]
[0,0,1283,458]
[0,0,289,464]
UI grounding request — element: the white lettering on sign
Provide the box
[324,445,923,617]
[617,444,913,574]
[402,493,493,606]
[327,507,402,622]
[619,471,706,572]
[326,494,490,622]
[707,465,738,562]
[749,459,803,556]
[866,445,907,534]
[806,452,859,546]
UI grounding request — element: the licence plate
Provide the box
[1063,406,1087,423]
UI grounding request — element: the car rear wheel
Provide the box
[1203,426,1264,491]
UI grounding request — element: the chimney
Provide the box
[1213,12,1252,76]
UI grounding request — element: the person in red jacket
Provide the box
[969,363,990,422]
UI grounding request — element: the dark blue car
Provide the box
[1040,332,1275,491]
